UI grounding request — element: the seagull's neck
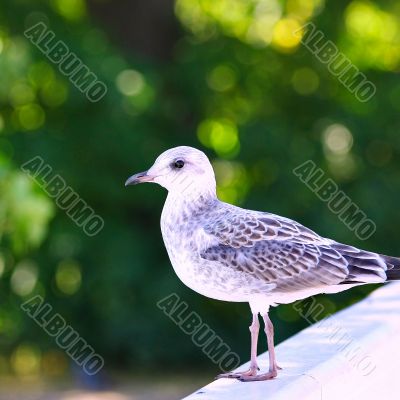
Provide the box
[164,187,218,216]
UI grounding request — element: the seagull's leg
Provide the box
[239,312,278,382]
[216,313,260,379]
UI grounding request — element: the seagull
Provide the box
[125,146,400,381]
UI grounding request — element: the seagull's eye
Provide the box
[173,159,185,169]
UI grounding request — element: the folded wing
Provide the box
[200,208,389,292]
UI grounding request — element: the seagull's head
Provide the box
[125,146,216,197]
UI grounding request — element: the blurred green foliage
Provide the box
[0,0,399,379]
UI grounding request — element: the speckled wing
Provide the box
[202,210,330,248]
[200,209,387,292]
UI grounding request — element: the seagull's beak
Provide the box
[125,171,154,186]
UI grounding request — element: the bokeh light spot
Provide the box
[322,123,353,155]
[50,0,86,21]
[213,160,249,204]
[246,0,282,47]
[28,62,55,88]
[11,344,41,377]
[292,67,319,95]
[56,259,82,295]
[207,65,237,92]
[41,80,68,107]
[10,83,36,106]
[16,104,45,131]
[116,69,145,96]
[197,119,239,157]
[272,18,302,51]
[286,0,323,20]
[11,260,38,296]
[344,1,400,70]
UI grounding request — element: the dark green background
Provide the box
[0,0,399,382]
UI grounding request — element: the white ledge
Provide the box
[183,283,400,400]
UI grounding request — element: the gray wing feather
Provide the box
[200,207,388,291]
[202,240,349,292]
[203,211,329,247]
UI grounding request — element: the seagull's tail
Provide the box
[332,243,400,284]
[380,254,400,281]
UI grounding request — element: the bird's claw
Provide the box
[216,366,258,380]
[237,370,278,382]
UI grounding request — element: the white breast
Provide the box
[160,196,274,302]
